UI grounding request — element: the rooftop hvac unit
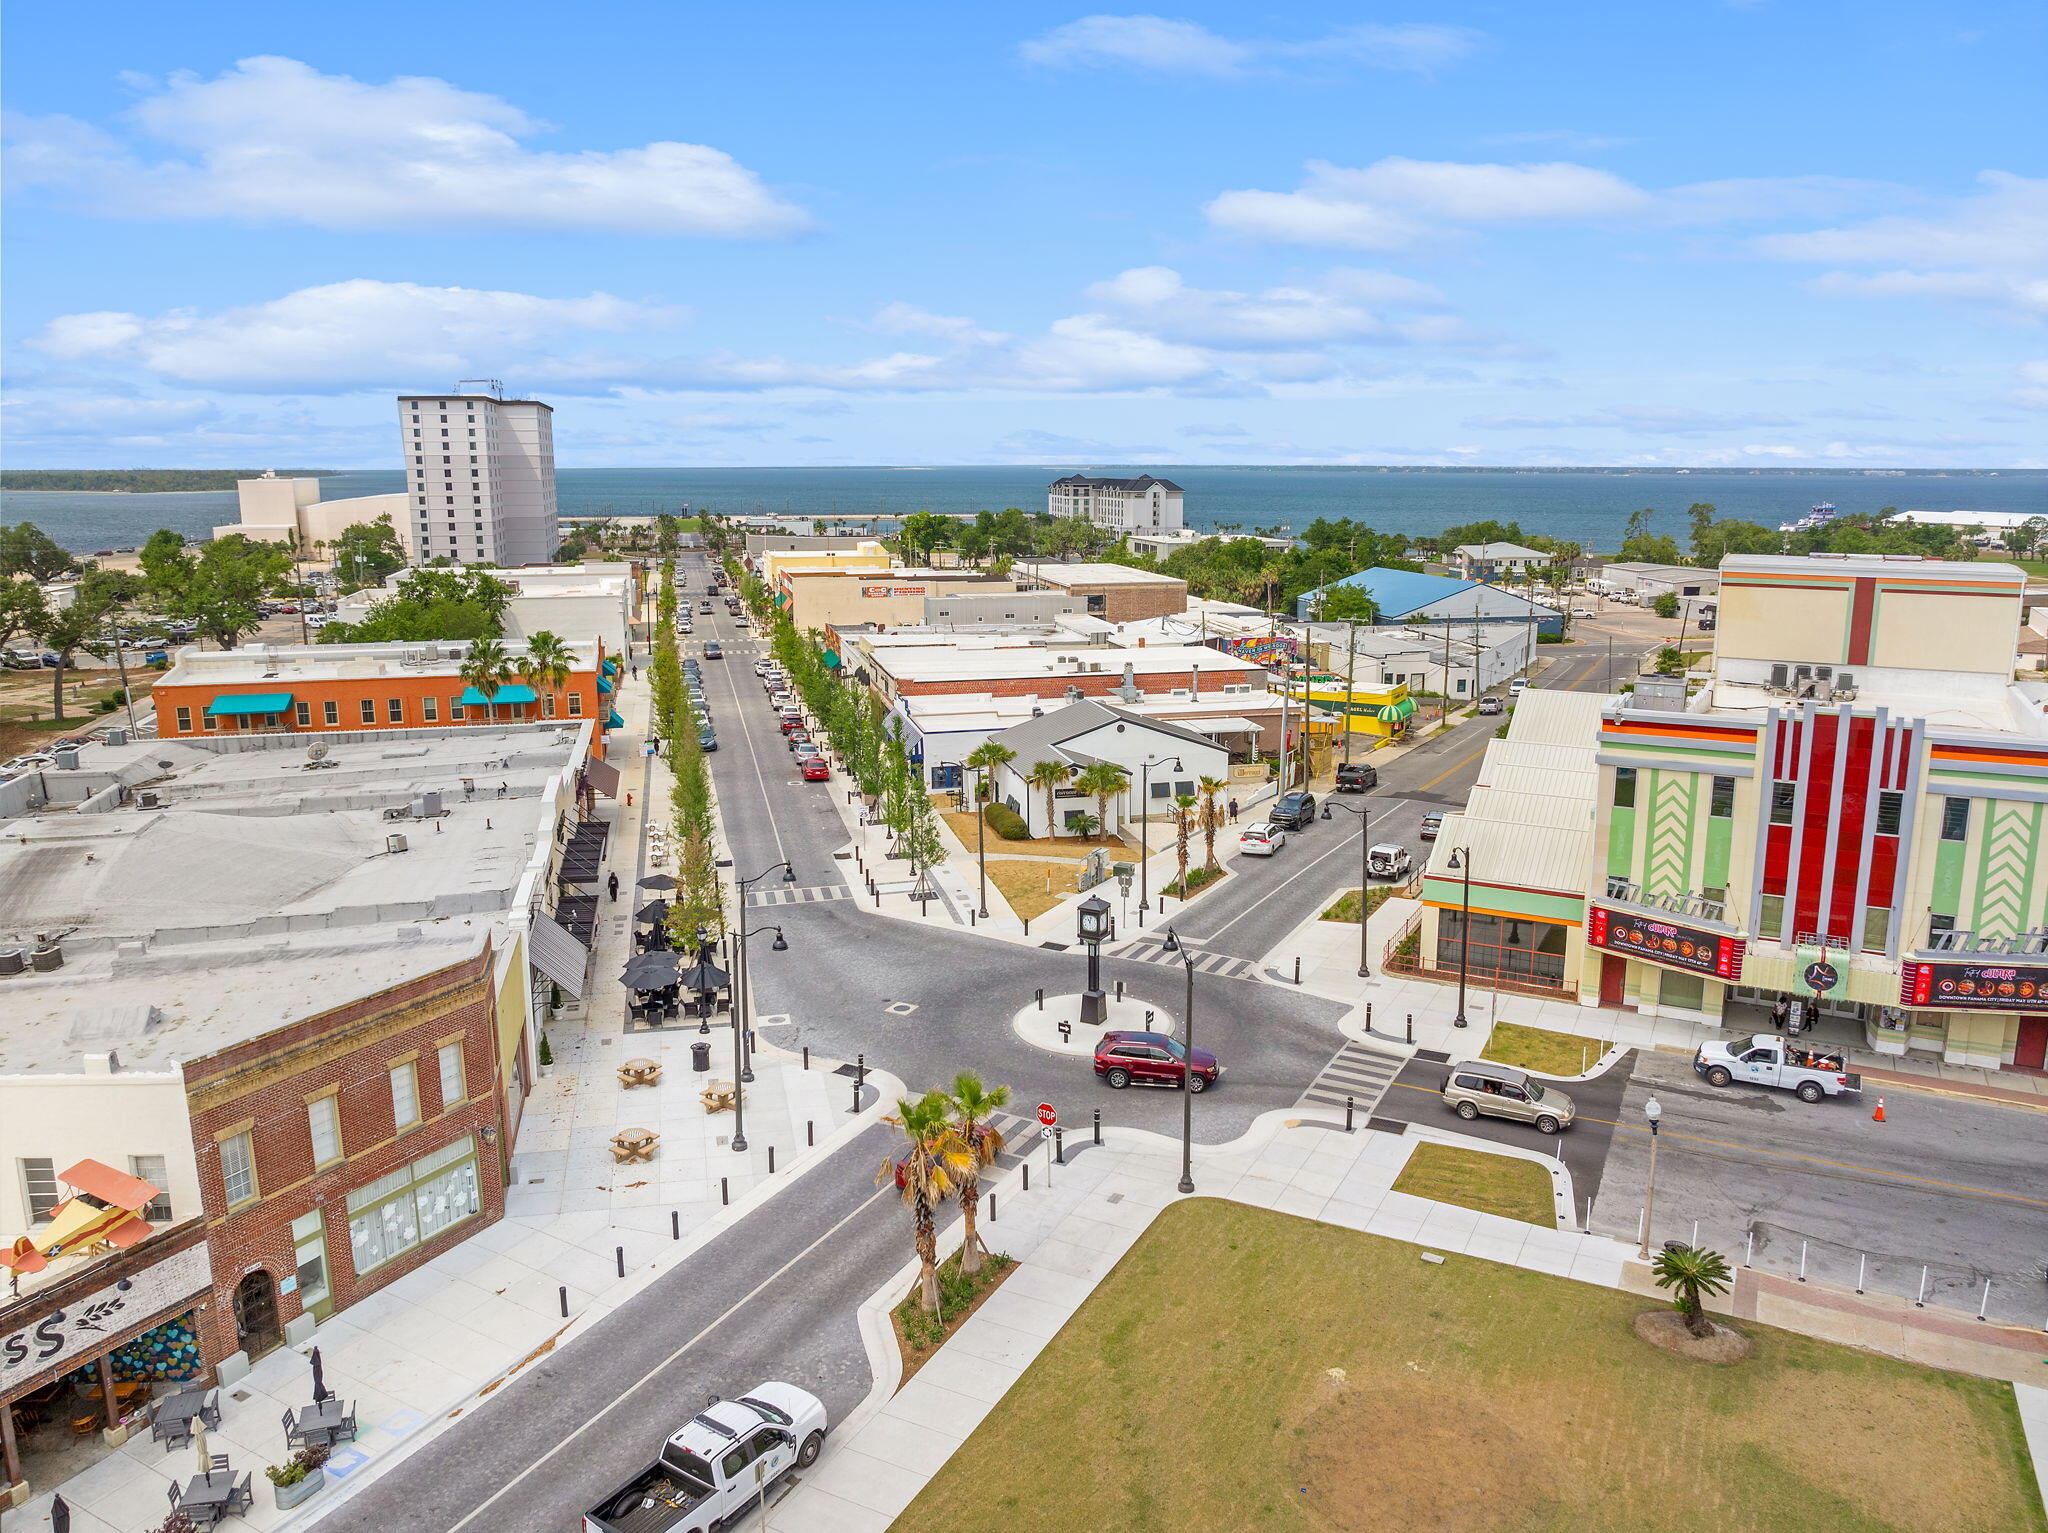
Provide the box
[136,788,161,809]
[53,747,80,770]
[386,833,410,855]
[31,942,64,972]
[0,949,23,978]
[413,790,444,818]
[105,726,128,747]
[1767,663,1790,694]
[1832,671,1858,700]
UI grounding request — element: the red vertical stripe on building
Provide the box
[1763,824,1791,891]
[1828,714,1875,937]
[1792,713,1837,939]
[1846,577,1877,666]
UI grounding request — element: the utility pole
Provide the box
[1343,620,1358,766]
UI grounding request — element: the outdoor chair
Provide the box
[200,1389,222,1427]
[281,1406,305,1448]
[230,1474,254,1513]
[335,1407,358,1444]
[165,1482,182,1513]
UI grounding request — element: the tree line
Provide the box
[1,470,337,493]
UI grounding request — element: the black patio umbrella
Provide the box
[620,951,683,989]
[50,1495,70,1533]
[677,955,729,996]
[310,1345,328,1404]
[633,899,670,924]
[637,873,678,891]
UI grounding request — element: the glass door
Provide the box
[292,1208,332,1318]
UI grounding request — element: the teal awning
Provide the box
[597,676,614,694]
[821,650,841,669]
[460,684,537,706]
[205,692,293,717]
[1375,697,1418,723]
[602,657,620,674]
[606,709,626,729]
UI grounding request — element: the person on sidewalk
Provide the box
[607,871,620,902]
[1227,797,1240,823]
[1770,996,1790,1030]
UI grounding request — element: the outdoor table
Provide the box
[610,1129,659,1164]
[151,1389,214,1442]
[294,1398,347,1446]
[699,1080,737,1114]
[180,1469,236,1521]
[618,1058,662,1088]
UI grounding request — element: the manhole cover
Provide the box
[1039,942,1070,951]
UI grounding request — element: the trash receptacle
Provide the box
[691,1041,712,1072]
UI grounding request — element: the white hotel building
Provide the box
[1048,474,1185,535]
[399,392,559,567]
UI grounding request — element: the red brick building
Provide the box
[184,946,508,1366]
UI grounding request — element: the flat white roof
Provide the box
[868,642,1261,684]
[159,637,602,689]
[1023,562,1184,587]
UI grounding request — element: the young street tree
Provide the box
[877,1092,972,1312]
[1651,1244,1734,1339]
[329,515,408,589]
[1026,759,1069,839]
[946,1074,1011,1276]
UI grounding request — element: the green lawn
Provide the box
[1319,884,1399,923]
[898,1200,2043,1533]
[1391,1141,1558,1226]
[1482,1019,1609,1076]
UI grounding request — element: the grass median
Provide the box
[1391,1141,1557,1226]
[897,1199,2043,1533]
[1483,1019,1608,1076]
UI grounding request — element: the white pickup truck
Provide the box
[1693,1035,1862,1103]
[583,1384,827,1533]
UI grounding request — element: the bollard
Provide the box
[768,1146,776,1173]
[559,1285,569,1317]
[720,1176,729,1206]
[987,1193,996,1222]
[1345,1095,1355,1132]
[1916,1266,1929,1307]
[850,1054,866,1114]
[1293,955,1301,985]
[616,1246,626,1278]
[1093,1107,1101,1146]
[807,1120,814,1146]
[1744,1230,1754,1267]
[1690,1219,1698,1247]
[1023,1162,1030,1192]
[874,889,881,909]
[1023,916,1030,937]
[1036,988,1044,1011]
[671,1210,681,1240]
[803,1046,810,1070]
[1405,1012,1414,1044]
[1798,1241,1808,1282]
[1978,1279,1992,1321]
[1366,1003,1373,1033]
[969,910,976,928]
[1856,1254,1866,1294]
[1116,979,1124,1000]
[1584,1197,1593,1232]
[1054,1127,1065,1165]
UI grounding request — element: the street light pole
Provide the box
[1638,1096,1663,1259]
[730,860,795,1151]
[1162,927,1198,1194]
[1448,845,1473,1028]
[1320,799,1372,977]
[1136,755,1179,924]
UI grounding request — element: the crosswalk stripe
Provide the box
[1293,1039,1409,1115]
[1108,940,1256,981]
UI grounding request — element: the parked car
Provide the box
[1694,1036,1860,1103]
[704,643,723,659]
[1334,763,1378,793]
[1508,677,1528,696]
[778,713,804,734]
[1571,607,1595,618]
[793,743,822,762]
[786,730,812,750]
[1267,791,1317,830]
[1366,844,1412,879]
[1476,696,1504,715]
[697,731,719,753]
[1094,1031,1222,1093]
[582,1383,827,1533]
[801,758,830,781]
[1441,1060,1575,1134]
[1238,823,1286,856]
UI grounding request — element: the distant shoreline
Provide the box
[4,488,234,496]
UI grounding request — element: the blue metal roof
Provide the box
[1297,567,1481,619]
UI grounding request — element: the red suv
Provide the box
[1093,1031,1222,1093]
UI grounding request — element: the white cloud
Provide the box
[1019,15,1479,76]
[1081,265,1440,347]
[2013,361,2048,411]
[3,56,809,237]
[1755,172,2047,319]
[31,279,679,390]
[867,302,1012,345]
[1461,406,1799,435]
[1206,157,1905,250]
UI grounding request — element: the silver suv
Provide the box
[1441,1060,1575,1134]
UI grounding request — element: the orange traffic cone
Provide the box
[1872,1096,1886,1122]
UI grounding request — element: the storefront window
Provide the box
[1436,911,1568,984]
[1659,971,1706,1012]
[346,1134,480,1276]
[293,1208,331,1311]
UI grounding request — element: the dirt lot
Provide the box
[899,1199,2044,1533]
[0,665,155,758]
[985,858,1084,920]
[940,808,1129,863]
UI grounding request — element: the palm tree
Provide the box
[1651,1244,1734,1339]
[946,1073,1011,1275]
[877,1091,972,1312]
[965,739,1015,809]
[459,638,517,723]
[1025,759,1069,839]
[1170,793,1198,892]
[519,630,575,718]
[1072,761,1130,843]
[1197,775,1227,871]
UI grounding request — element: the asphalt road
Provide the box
[1377,1049,1639,1206]
[1593,1051,2048,1325]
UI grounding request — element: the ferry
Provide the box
[1778,502,1837,534]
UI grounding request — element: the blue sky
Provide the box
[4,0,2043,469]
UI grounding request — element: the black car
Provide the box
[1268,791,1317,829]
[1334,764,1378,793]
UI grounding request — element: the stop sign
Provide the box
[1036,1102,1058,1127]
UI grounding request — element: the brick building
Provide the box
[1015,562,1189,623]
[185,946,506,1365]
[151,637,617,746]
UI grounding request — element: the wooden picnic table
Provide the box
[699,1079,736,1114]
[618,1057,663,1088]
[610,1128,660,1164]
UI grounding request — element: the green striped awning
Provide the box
[1375,697,1418,723]
[205,693,293,717]
[459,684,537,706]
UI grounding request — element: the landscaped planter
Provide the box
[271,1467,326,1510]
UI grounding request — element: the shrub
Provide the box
[984,802,1030,840]
[266,1445,330,1487]
[1163,866,1223,898]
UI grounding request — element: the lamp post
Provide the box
[1446,845,1473,1028]
[1076,894,1112,1027]
[1161,926,1198,1194]
[1135,755,1180,923]
[1320,800,1373,977]
[730,860,796,1151]
[1638,1096,1663,1260]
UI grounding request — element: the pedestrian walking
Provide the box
[1227,797,1240,823]
[1770,996,1789,1031]
[607,871,620,902]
